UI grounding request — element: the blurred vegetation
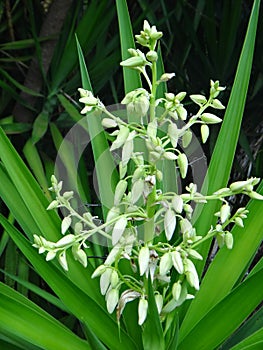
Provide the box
[0,1,262,174]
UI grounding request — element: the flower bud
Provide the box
[220,204,231,224]
[180,218,192,235]
[72,247,87,267]
[247,191,263,200]
[110,126,130,151]
[225,232,234,249]
[190,94,207,105]
[114,180,128,206]
[171,251,184,274]
[159,73,175,82]
[131,178,144,204]
[177,153,188,179]
[184,259,199,290]
[102,118,117,128]
[168,122,179,148]
[172,282,182,300]
[106,288,119,314]
[63,191,74,200]
[33,234,42,246]
[147,119,157,139]
[106,206,120,224]
[216,232,225,248]
[74,222,83,235]
[61,216,72,235]
[163,151,177,160]
[138,298,148,325]
[120,56,146,68]
[104,245,122,265]
[112,217,127,245]
[212,99,225,109]
[182,130,192,148]
[138,246,150,276]
[201,113,222,124]
[175,92,187,101]
[119,162,127,179]
[201,124,209,143]
[46,200,59,210]
[100,268,112,295]
[146,50,158,62]
[110,270,119,288]
[187,249,203,260]
[58,251,68,271]
[234,217,244,227]
[177,106,187,120]
[135,35,148,46]
[46,251,56,261]
[172,195,184,213]
[154,293,163,314]
[164,208,176,241]
[186,271,199,290]
[55,234,76,248]
[92,264,107,278]
[156,169,163,182]
[159,252,172,276]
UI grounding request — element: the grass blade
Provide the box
[116,0,141,94]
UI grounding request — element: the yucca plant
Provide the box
[0,1,262,349]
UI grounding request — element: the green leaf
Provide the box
[0,215,137,350]
[220,304,263,349]
[166,312,179,350]
[76,37,118,219]
[0,269,69,313]
[142,279,165,350]
[0,127,60,240]
[0,67,43,97]
[23,139,51,200]
[178,268,263,350]
[32,110,49,144]
[229,328,263,350]
[182,1,261,332]
[192,0,260,240]
[180,181,263,341]
[116,0,141,94]
[0,282,91,350]
[50,1,113,93]
[0,123,31,134]
[0,164,40,238]
[0,336,40,350]
[57,93,83,123]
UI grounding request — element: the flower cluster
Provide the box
[33,20,263,326]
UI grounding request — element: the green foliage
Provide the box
[0,1,262,349]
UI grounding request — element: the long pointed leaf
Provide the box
[116,0,141,94]
[0,283,90,350]
[180,180,263,341]
[178,268,263,350]
[76,37,118,218]
[0,215,137,350]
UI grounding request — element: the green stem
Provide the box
[149,61,157,122]
[144,177,157,243]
